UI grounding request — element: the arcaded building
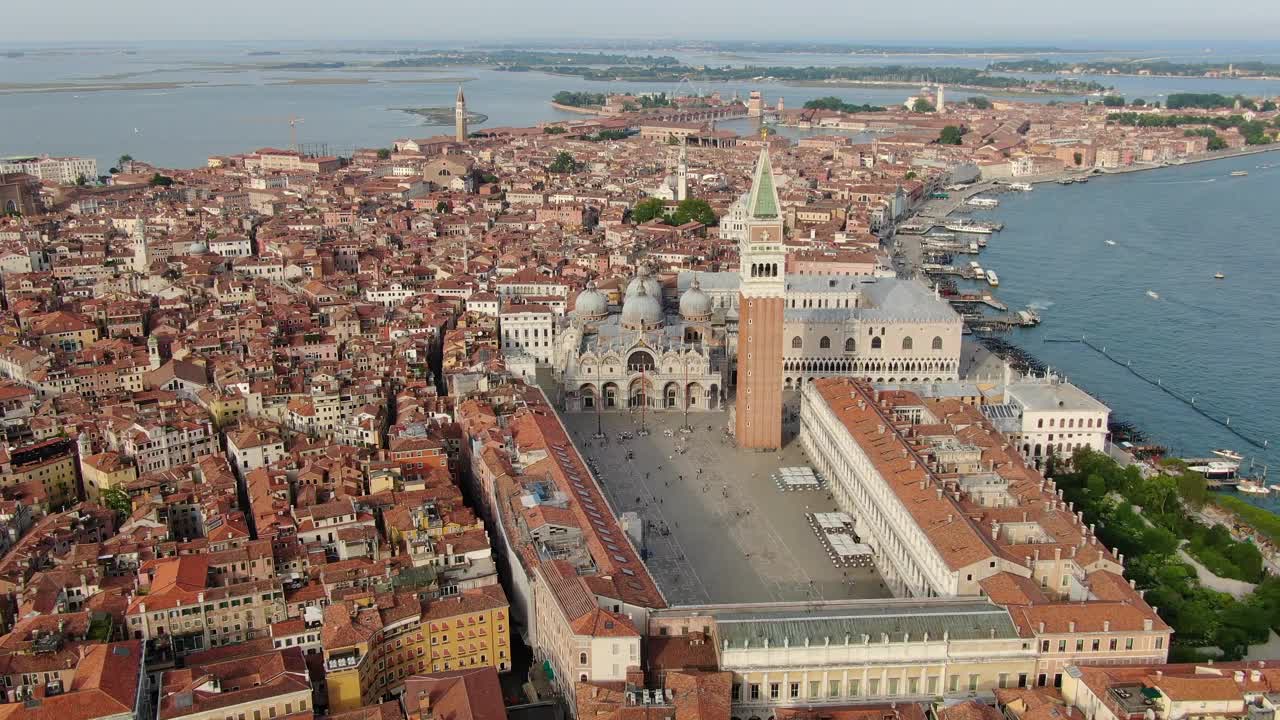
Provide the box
[556,266,727,413]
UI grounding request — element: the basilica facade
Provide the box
[555,267,728,414]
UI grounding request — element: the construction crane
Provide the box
[288,116,304,152]
[236,114,305,151]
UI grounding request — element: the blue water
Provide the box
[969,155,1280,507]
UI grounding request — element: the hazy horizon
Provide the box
[5,0,1280,49]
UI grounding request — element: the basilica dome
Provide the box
[573,281,609,321]
[625,264,662,301]
[679,276,712,321]
[620,285,663,331]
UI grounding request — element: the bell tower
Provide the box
[734,141,785,450]
[676,140,688,202]
[455,85,468,143]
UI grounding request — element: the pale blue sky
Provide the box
[6,0,1279,46]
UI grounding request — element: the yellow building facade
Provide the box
[80,451,138,503]
[324,585,510,713]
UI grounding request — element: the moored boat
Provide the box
[1237,480,1270,495]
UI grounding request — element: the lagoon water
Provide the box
[968,155,1280,508]
[6,44,1280,168]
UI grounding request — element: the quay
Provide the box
[943,292,1007,311]
[921,263,987,280]
[966,309,1041,331]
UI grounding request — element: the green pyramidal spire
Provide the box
[747,146,781,219]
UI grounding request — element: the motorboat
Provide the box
[1212,449,1244,461]
[1214,272,1226,279]
[987,271,1000,287]
[1105,240,1117,246]
[1188,460,1240,480]
[1230,170,1249,177]
[1146,290,1160,300]
[1237,480,1270,495]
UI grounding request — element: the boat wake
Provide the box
[1027,299,1055,311]
[1146,178,1217,185]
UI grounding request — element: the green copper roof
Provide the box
[747,148,781,219]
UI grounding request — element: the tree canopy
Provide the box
[548,151,579,174]
[632,197,717,227]
[938,125,964,145]
[911,98,936,113]
[803,96,886,113]
[552,91,607,107]
[100,486,133,517]
[669,198,716,226]
[632,197,667,224]
[1052,449,1280,660]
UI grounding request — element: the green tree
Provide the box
[149,173,173,187]
[435,200,451,213]
[117,153,133,168]
[905,171,917,180]
[74,174,87,186]
[100,486,133,516]
[548,151,578,174]
[1131,98,1146,107]
[967,96,991,109]
[1102,95,1126,107]
[543,126,567,135]
[938,125,964,145]
[376,148,391,159]
[552,91,607,107]
[632,197,667,224]
[1262,100,1278,112]
[803,96,885,113]
[912,98,936,113]
[669,198,717,226]
[1073,151,1083,166]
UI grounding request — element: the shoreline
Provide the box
[783,78,1087,96]
[1028,144,1280,184]
[904,145,1280,545]
[548,101,608,116]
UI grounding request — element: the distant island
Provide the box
[393,107,488,126]
[247,50,282,56]
[989,59,1280,79]
[535,62,1105,93]
[484,40,1082,55]
[266,61,347,70]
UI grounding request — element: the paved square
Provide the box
[561,406,890,606]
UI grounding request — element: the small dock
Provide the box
[983,310,1041,329]
[944,292,1008,311]
[920,239,981,254]
[921,263,982,280]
